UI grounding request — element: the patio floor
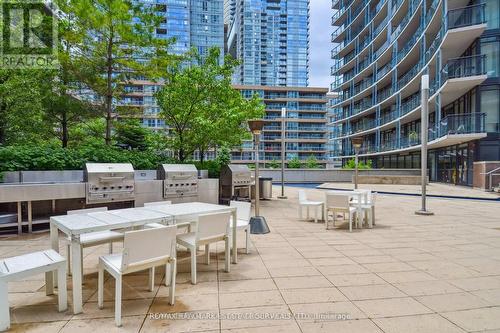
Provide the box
[1,185,500,332]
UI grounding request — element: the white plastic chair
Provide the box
[230,201,252,254]
[66,207,124,275]
[98,226,177,327]
[0,250,67,331]
[176,212,231,284]
[325,193,357,232]
[298,190,324,223]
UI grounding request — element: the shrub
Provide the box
[266,159,280,169]
[288,157,302,169]
[305,155,319,169]
[342,158,372,170]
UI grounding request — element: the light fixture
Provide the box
[351,137,363,150]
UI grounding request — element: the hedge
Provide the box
[0,145,223,177]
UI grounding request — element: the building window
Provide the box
[480,87,500,133]
[484,0,500,29]
[481,36,500,77]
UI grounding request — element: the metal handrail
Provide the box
[480,166,500,191]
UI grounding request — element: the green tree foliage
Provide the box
[57,0,177,145]
[0,70,49,145]
[156,48,264,161]
[114,119,151,150]
[288,157,302,169]
[343,158,373,170]
[305,155,319,169]
[215,146,232,168]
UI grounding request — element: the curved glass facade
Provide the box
[330,0,500,186]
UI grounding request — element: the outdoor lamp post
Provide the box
[415,74,434,216]
[248,119,270,234]
[351,137,363,190]
[278,107,287,199]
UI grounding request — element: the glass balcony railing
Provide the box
[430,54,486,95]
[429,113,486,140]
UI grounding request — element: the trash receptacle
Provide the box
[259,177,273,200]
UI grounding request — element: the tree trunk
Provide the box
[105,31,114,146]
[199,148,205,165]
[61,111,68,148]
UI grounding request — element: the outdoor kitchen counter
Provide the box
[0,182,85,203]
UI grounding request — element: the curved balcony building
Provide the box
[330,0,500,186]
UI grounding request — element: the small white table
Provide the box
[50,208,173,314]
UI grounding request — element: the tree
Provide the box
[267,159,280,169]
[58,0,176,145]
[215,145,232,168]
[305,155,319,169]
[288,157,302,169]
[156,48,264,161]
[343,158,373,170]
[0,70,50,145]
[114,119,151,150]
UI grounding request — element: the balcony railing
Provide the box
[430,54,486,95]
[331,3,485,99]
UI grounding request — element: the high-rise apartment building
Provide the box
[225,0,310,87]
[121,0,225,129]
[330,0,500,186]
[231,86,329,167]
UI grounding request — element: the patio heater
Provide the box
[277,107,287,199]
[351,137,363,190]
[415,74,434,215]
[248,119,270,234]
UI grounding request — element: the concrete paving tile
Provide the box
[339,284,406,300]
[219,278,277,294]
[62,316,144,332]
[273,276,332,290]
[8,321,68,333]
[149,294,219,314]
[354,297,433,318]
[394,280,463,296]
[416,292,493,312]
[221,322,301,333]
[219,290,284,309]
[141,312,219,332]
[299,319,383,333]
[472,288,500,306]
[448,276,500,291]
[373,314,466,333]
[289,301,367,321]
[326,273,386,287]
[281,287,347,304]
[220,305,292,330]
[362,262,416,273]
[441,307,500,332]
[376,270,437,283]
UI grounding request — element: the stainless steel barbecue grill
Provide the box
[220,164,253,202]
[157,164,198,201]
[84,163,135,204]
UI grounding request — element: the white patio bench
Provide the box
[0,250,67,331]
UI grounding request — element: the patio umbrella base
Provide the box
[415,210,434,216]
[249,216,270,234]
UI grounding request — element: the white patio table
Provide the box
[50,203,238,314]
[50,208,173,314]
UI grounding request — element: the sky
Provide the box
[309,0,334,89]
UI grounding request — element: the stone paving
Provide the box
[1,185,500,332]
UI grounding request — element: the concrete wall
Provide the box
[260,169,422,183]
[473,161,500,190]
[357,175,427,185]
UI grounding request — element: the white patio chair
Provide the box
[66,207,124,275]
[98,226,177,327]
[325,193,357,232]
[230,201,252,254]
[298,190,324,223]
[350,191,377,227]
[176,212,231,284]
[0,250,67,331]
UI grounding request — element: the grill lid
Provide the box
[85,163,134,174]
[157,164,198,180]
